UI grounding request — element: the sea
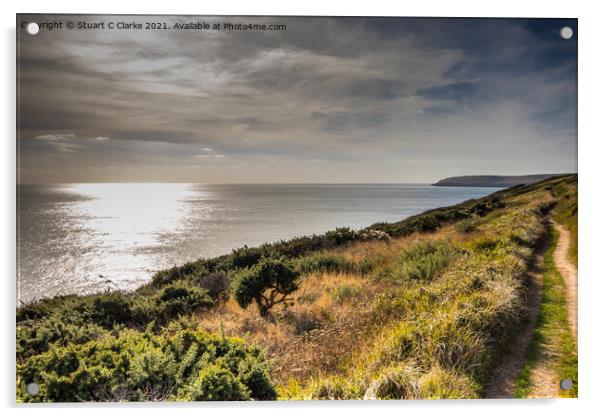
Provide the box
[16,183,498,303]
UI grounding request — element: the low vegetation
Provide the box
[17,321,275,402]
[16,174,577,402]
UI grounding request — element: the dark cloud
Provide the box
[17,15,577,183]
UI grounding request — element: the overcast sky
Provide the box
[17,16,577,183]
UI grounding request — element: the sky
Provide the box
[17,16,577,183]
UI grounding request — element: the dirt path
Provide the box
[485,220,578,399]
[484,239,547,399]
[551,220,578,342]
[525,221,578,398]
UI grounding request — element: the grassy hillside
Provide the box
[16,175,577,402]
[549,177,578,264]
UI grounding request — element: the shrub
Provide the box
[295,253,356,275]
[395,241,457,281]
[180,365,249,401]
[230,245,265,269]
[17,318,107,359]
[17,326,275,402]
[17,295,86,323]
[89,291,133,328]
[471,202,490,217]
[359,229,391,241]
[324,227,359,245]
[17,301,56,322]
[456,219,477,233]
[234,257,300,317]
[154,282,213,321]
[415,215,440,232]
[197,272,231,303]
[150,260,209,287]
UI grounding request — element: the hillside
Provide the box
[433,174,565,187]
[16,174,577,402]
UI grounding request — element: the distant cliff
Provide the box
[433,174,567,187]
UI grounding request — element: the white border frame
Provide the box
[2,1,600,415]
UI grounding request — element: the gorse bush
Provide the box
[17,317,108,360]
[90,291,134,327]
[150,259,210,287]
[234,257,300,317]
[17,324,276,402]
[16,294,91,323]
[154,282,214,322]
[181,364,250,401]
[86,283,213,328]
[17,283,215,359]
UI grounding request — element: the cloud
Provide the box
[33,133,112,153]
[194,153,226,159]
[17,16,577,183]
[35,133,80,152]
[35,133,76,142]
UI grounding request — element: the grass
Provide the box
[514,229,578,398]
[331,284,362,304]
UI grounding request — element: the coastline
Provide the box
[17,183,499,304]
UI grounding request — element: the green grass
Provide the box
[514,229,578,398]
[297,201,552,399]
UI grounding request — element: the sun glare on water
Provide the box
[60,183,198,290]
[67,183,194,242]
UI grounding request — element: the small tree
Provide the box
[234,257,300,317]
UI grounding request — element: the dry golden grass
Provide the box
[193,221,477,389]
[193,267,387,385]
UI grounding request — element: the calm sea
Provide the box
[17,183,498,303]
